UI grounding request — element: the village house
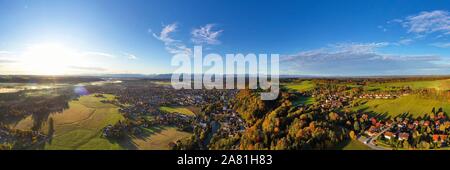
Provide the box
[398,133,409,141]
[407,124,415,130]
[366,126,379,137]
[432,135,448,144]
[414,120,419,126]
[385,120,394,127]
[384,132,395,140]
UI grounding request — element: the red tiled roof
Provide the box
[432,135,448,142]
[384,132,395,137]
[399,133,409,140]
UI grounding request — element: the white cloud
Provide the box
[69,66,107,71]
[330,42,389,53]
[0,50,13,54]
[165,43,192,56]
[281,42,390,63]
[431,43,450,48]
[377,25,388,32]
[388,19,403,24]
[0,59,15,64]
[0,51,17,64]
[191,24,223,45]
[0,50,14,58]
[152,23,178,43]
[431,42,450,48]
[397,38,414,45]
[400,10,450,36]
[152,23,223,56]
[281,42,448,75]
[82,51,116,59]
[152,23,192,56]
[123,52,138,60]
[384,10,450,46]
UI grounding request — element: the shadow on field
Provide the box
[104,134,139,150]
[333,140,352,150]
[356,107,391,120]
[108,126,168,150]
[132,126,166,141]
[354,106,446,120]
[117,135,139,150]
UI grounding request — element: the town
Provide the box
[1,76,450,150]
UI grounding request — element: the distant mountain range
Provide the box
[95,74,450,79]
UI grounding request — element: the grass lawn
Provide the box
[151,81,172,86]
[121,126,192,150]
[352,94,450,118]
[159,106,195,116]
[364,79,450,91]
[44,94,124,150]
[9,94,195,150]
[292,96,316,106]
[13,94,125,150]
[341,140,371,150]
[284,80,315,92]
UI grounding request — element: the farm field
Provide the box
[293,96,316,106]
[346,79,450,118]
[351,94,450,118]
[11,94,191,150]
[362,79,450,91]
[159,106,196,116]
[150,81,172,86]
[284,80,315,92]
[13,94,125,149]
[119,126,192,150]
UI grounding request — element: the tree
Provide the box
[47,118,55,144]
[274,138,288,150]
[420,141,431,149]
[403,140,410,149]
[349,130,357,140]
[328,112,339,122]
[353,121,360,132]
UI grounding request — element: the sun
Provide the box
[21,43,80,75]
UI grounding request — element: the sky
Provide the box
[0,0,450,76]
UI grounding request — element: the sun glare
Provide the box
[21,43,81,75]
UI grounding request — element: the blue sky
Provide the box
[0,0,450,75]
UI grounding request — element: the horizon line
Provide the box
[2,73,450,78]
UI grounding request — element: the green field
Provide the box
[363,79,450,91]
[352,94,450,118]
[120,126,192,150]
[293,96,316,106]
[151,81,172,86]
[14,94,124,149]
[284,80,315,92]
[13,94,192,150]
[159,106,195,116]
[348,79,450,118]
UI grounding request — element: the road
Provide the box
[357,126,392,150]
